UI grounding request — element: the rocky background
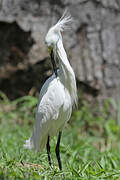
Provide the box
[0,0,120,102]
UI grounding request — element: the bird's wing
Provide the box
[37,73,55,104]
[24,75,65,151]
[37,75,65,122]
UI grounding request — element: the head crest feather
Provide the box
[53,10,73,32]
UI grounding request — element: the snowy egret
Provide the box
[24,11,78,170]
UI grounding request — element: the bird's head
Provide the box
[45,11,72,77]
[45,27,60,52]
[45,27,60,77]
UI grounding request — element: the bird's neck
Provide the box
[56,38,78,106]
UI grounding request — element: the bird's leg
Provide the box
[46,135,51,166]
[55,131,62,170]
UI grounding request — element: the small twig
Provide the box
[16,162,42,169]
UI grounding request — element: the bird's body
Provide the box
[24,11,77,170]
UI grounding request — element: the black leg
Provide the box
[55,131,62,170]
[46,135,51,166]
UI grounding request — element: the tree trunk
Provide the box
[0,0,120,101]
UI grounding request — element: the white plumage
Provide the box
[24,11,77,162]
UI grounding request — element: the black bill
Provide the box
[50,49,58,77]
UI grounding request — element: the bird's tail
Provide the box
[24,138,33,150]
[24,120,48,152]
[24,134,47,152]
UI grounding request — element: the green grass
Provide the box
[0,91,120,179]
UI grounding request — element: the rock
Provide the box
[0,0,120,101]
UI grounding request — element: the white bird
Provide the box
[24,11,78,170]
